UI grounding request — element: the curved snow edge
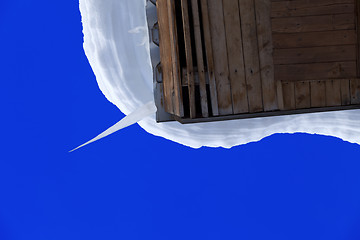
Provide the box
[79,0,360,148]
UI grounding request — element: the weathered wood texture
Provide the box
[181,0,196,118]
[295,81,310,109]
[158,0,277,117]
[200,0,219,116]
[356,0,360,76]
[271,0,355,18]
[155,0,360,123]
[156,0,174,114]
[272,0,359,111]
[278,78,360,110]
[239,0,264,113]
[207,0,233,115]
[223,0,248,113]
[167,0,184,117]
[255,0,278,112]
[351,78,360,104]
[272,14,355,33]
[191,0,209,117]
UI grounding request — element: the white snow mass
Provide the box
[78,0,360,148]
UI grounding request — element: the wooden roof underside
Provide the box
[150,0,360,123]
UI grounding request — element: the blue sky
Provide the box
[1,1,360,239]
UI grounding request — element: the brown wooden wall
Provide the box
[155,0,360,123]
[272,0,360,110]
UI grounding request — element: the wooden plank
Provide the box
[223,0,248,114]
[167,0,184,117]
[199,0,219,116]
[273,45,357,65]
[271,14,355,33]
[156,0,174,114]
[350,78,360,104]
[340,79,351,105]
[274,61,357,81]
[282,82,295,110]
[181,0,196,118]
[277,80,285,110]
[190,0,209,117]
[272,30,357,49]
[255,0,278,111]
[207,0,233,115]
[325,79,342,106]
[271,0,354,18]
[176,105,360,124]
[295,81,311,109]
[310,80,326,107]
[239,0,264,113]
[356,0,360,76]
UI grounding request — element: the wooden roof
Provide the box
[149,0,360,123]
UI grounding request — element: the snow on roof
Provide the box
[78,0,360,148]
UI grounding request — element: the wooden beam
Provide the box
[239,0,264,113]
[272,14,355,33]
[356,0,360,76]
[191,0,209,117]
[156,0,174,114]
[167,0,184,117]
[175,105,360,124]
[255,0,278,111]
[272,30,357,49]
[207,0,233,115]
[199,0,219,116]
[271,0,354,18]
[275,62,357,82]
[223,0,248,114]
[273,45,357,65]
[181,0,196,118]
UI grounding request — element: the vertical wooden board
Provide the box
[239,0,264,113]
[277,80,285,110]
[223,0,248,114]
[156,0,174,114]
[191,0,209,117]
[199,0,219,116]
[255,0,278,112]
[181,0,196,118]
[295,81,310,109]
[310,80,326,108]
[350,78,360,104]
[207,0,233,115]
[356,0,360,76]
[325,79,342,106]
[282,82,295,110]
[340,79,351,105]
[167,0,184,117]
